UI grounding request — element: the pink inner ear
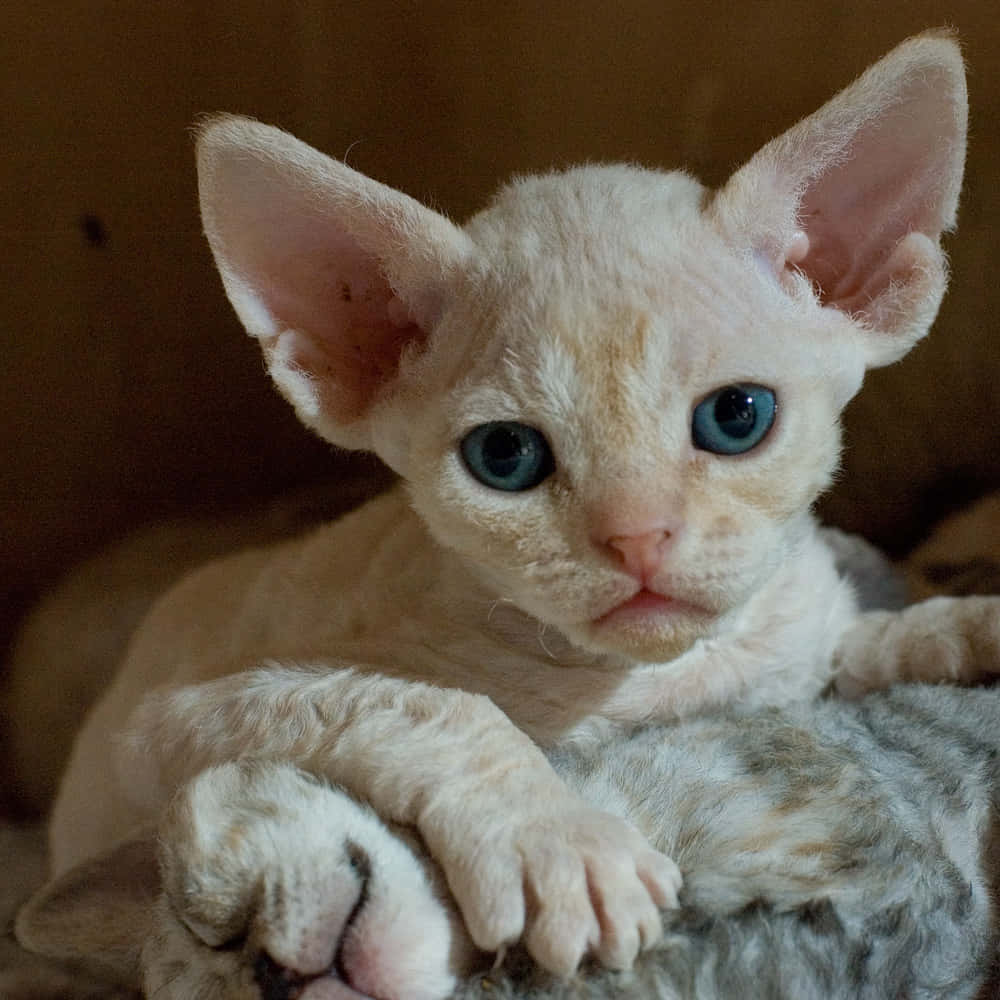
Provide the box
[256,229,427,422]
[268,316,426,425]
[212,159,435,424]
[790,59,964,317]
[200,118,474,444]
[797,144,933,309]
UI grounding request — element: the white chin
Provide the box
[569,615,712,663]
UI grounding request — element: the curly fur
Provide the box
[10,32,1000,1000]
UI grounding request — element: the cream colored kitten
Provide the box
[46,30,980,984]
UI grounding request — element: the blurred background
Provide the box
[3,0,999,663]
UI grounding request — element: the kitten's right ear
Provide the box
[197,116,474,451]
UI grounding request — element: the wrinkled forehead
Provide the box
[468,227,820,395]
[443,169,866,432]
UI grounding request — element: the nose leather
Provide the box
[255,950,312,1000]
[605,529,672,583]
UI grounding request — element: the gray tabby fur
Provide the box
[458,683,999,999]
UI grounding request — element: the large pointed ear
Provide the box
[15,834,158,988]
[711,31,967,367]
[197,116,474,450]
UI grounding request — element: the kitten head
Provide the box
[196,32,966,662]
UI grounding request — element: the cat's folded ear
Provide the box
[15,833,158,988]
[711,30,967,367]
[197,117,474,450]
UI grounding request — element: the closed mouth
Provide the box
[593,588,711,628]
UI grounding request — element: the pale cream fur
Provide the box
[42,31,981,993]
[834,493,1000,696]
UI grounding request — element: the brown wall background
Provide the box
[3,1,999,652]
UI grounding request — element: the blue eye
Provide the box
[692,384,777,455]
[460,422,554,491]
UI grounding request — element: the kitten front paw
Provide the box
[150,761,476,1000]
[834,596,1000,697]
[420,792,681,977]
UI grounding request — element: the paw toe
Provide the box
[642,852,683,910]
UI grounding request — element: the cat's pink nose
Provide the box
[605,529,673,583]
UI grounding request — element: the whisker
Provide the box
[484,596,515,624]
[537,623,556,659]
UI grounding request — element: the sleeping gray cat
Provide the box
[16,679,999,999]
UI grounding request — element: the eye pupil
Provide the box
[461,422,554,491]
[692,383,776,455]
[715,388,756,438]
[483,427,524,473]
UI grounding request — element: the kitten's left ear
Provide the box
[711,30,967,367]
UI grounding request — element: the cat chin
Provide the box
[573,606,715,664]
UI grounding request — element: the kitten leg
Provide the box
[834,595,1000,697]
[119,666,681,977]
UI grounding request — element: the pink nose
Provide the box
[605,529,673,583]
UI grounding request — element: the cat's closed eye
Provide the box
[691,384,776,455]
[460,421,555,492]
